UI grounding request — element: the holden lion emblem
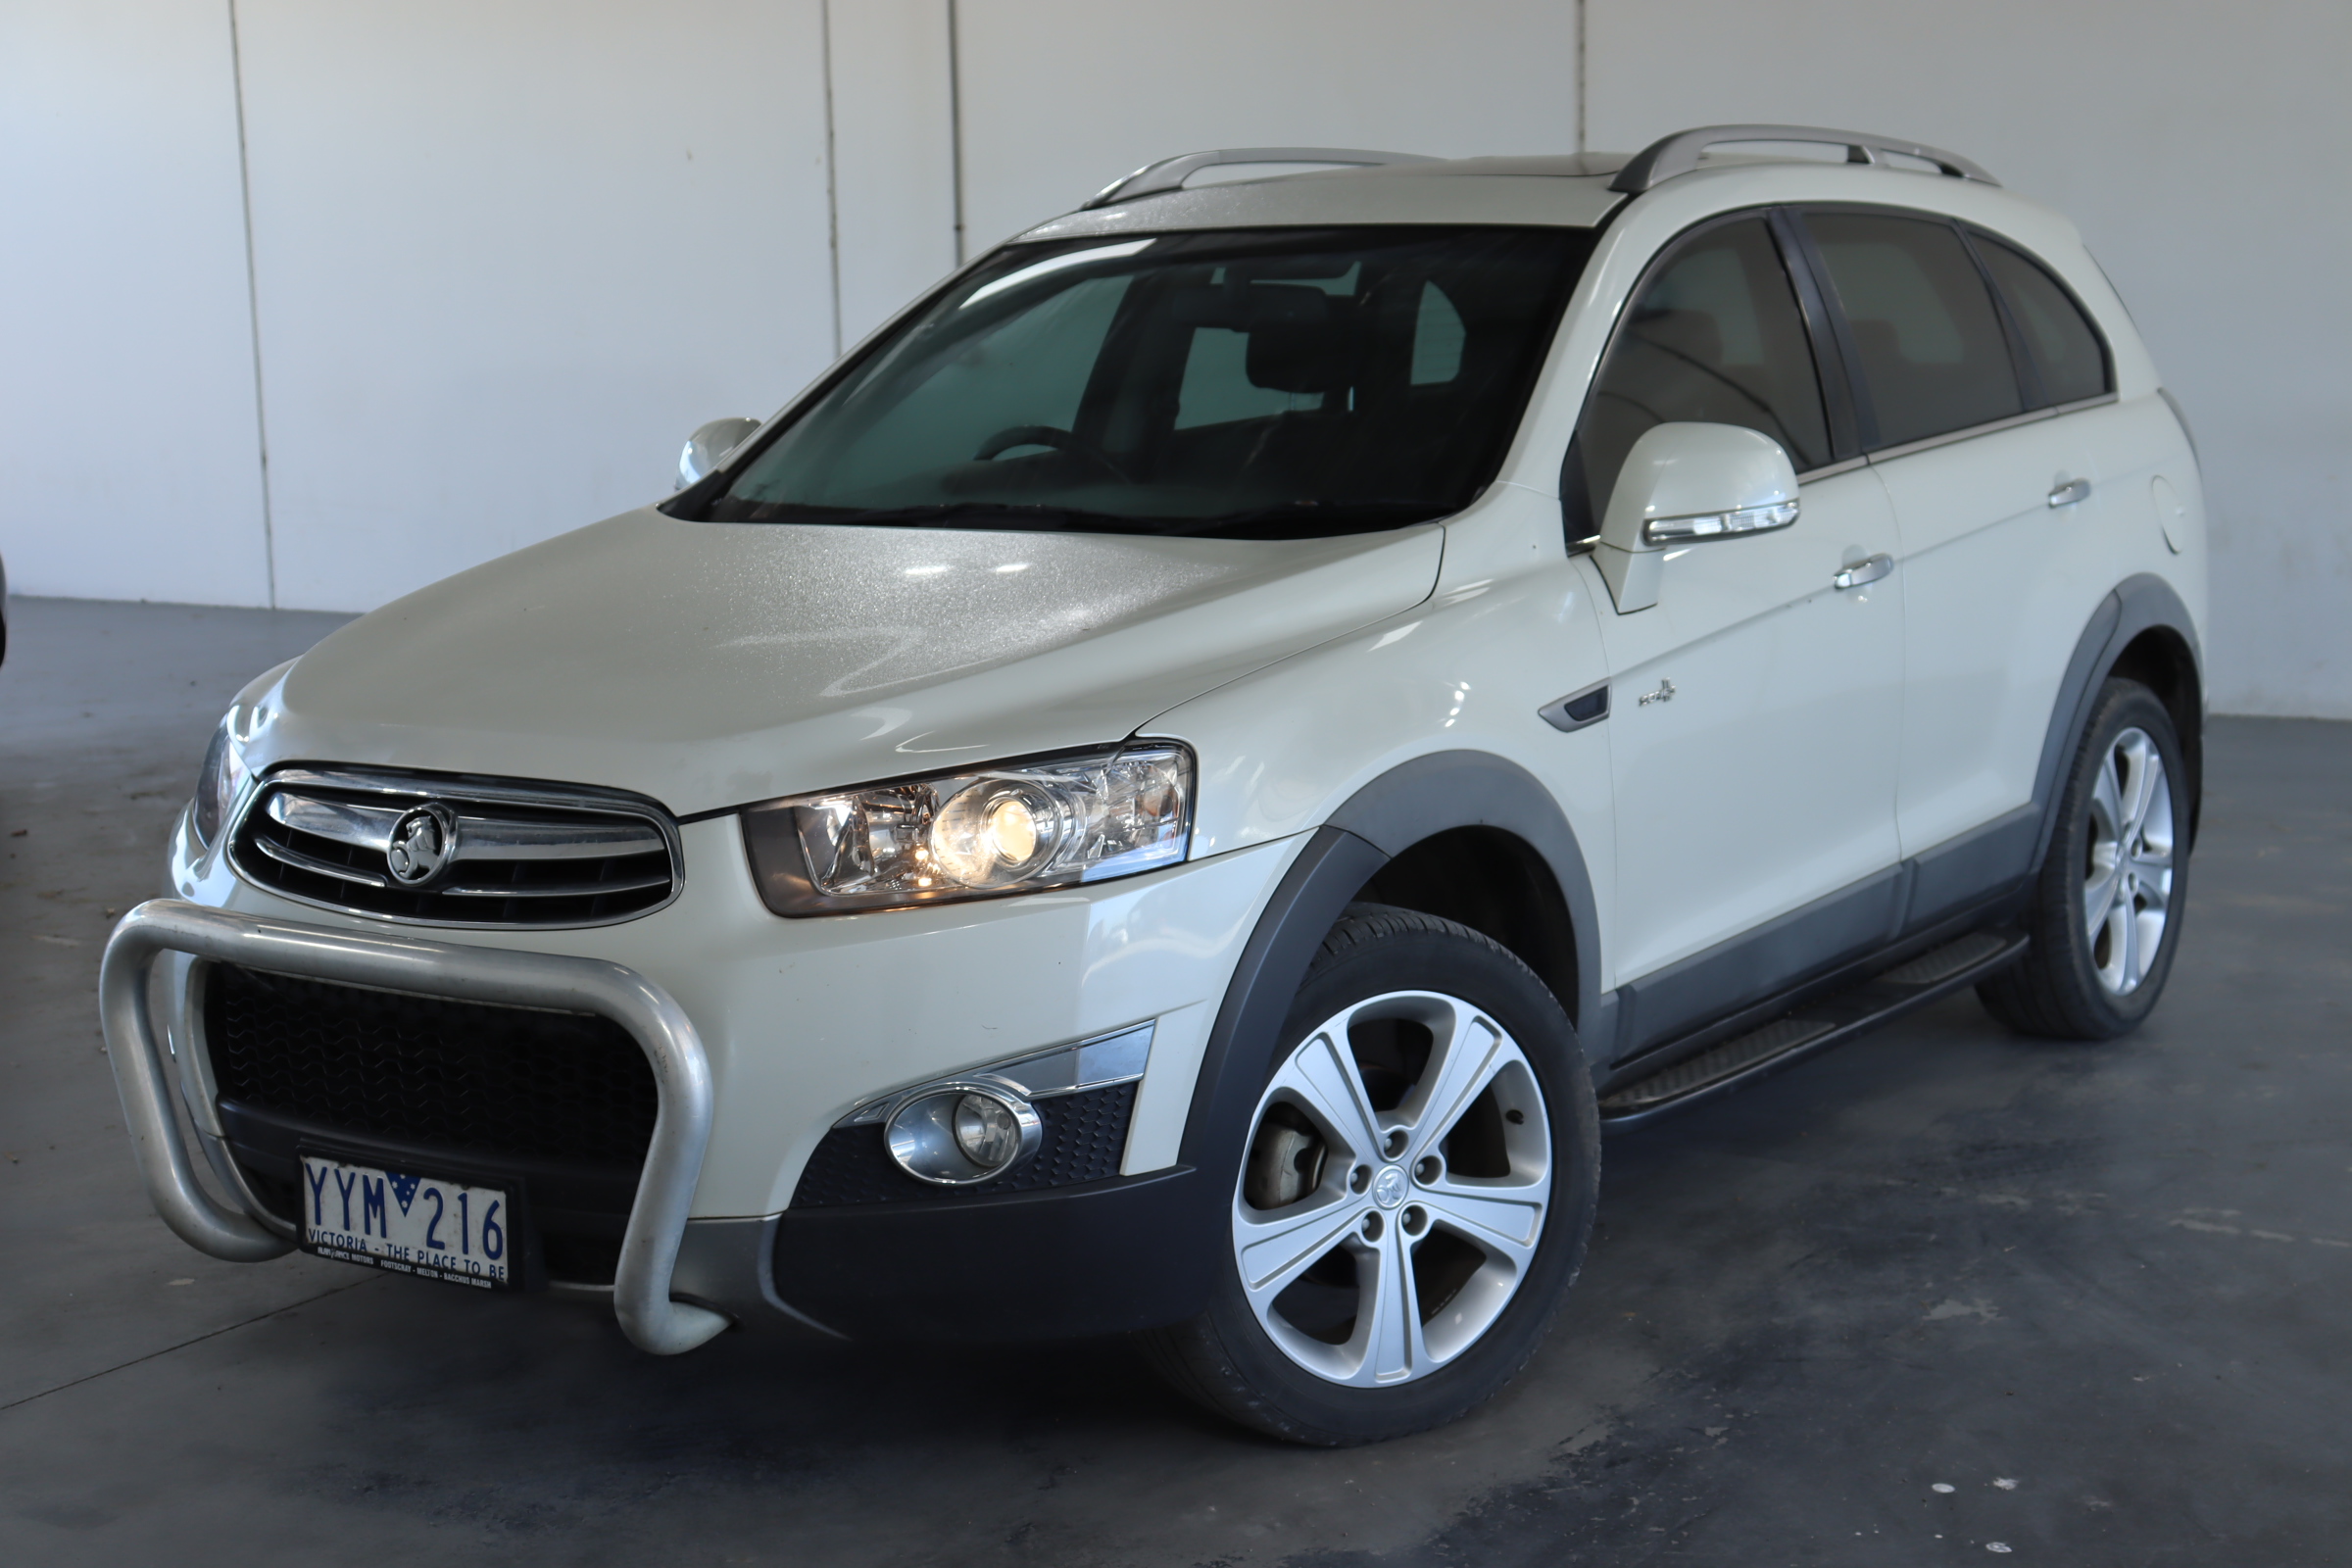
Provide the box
[384,803,459,886]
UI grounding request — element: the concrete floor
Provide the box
[2,594,2346,1567]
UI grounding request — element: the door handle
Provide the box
[1833,554,1893,590]
[2048,477,2091,508]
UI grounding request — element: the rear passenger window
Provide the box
[1806,213,2023,448]
[1573,217,1830,533]
[1973,236,2110,407]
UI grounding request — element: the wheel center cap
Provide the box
[1371,1165,1408,1210]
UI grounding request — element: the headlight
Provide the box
[741,743,1193,914]
[190,718,251,848]
[187,659,297,849]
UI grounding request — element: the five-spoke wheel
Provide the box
[1981,677,2192,1038]
[1234,990,1550,1387]
[2082,724,2175,997]
[1140,905,1597,1446]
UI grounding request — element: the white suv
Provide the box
[105,125,2205,1445]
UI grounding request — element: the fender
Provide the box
[1906,573,2202,934]
[1177,751,1604,1187]
[2028,573,2204,874]
[1324,750,1603,1031]
[763,756,1604,1342]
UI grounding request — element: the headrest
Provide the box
[1169,281,1336,330]
[1169,282,1361,395]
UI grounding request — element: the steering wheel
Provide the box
[972,424,1131,484]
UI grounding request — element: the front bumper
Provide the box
[106,899,1231,1345]
[122,813,1310,1345]
[101,899,728,1355]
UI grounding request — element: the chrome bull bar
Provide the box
[99,898,731,1355]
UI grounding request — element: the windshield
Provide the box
[689,225,1595,539]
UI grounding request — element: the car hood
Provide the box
[259,509,1445,815]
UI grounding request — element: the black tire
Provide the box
[1138,904,1600,1446]
[1979,677,2192,1039]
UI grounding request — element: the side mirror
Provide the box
[1592,422,1799,612]
[675,416,763,492]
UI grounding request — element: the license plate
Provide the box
[298,1153,515,1290]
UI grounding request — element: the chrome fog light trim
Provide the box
[884,1080,1044,1186]
[836,1020,1154,1130]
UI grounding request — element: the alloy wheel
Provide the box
[2082,724,2175,996]
[1231,990,1550,1387]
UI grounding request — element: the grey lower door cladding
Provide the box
[1609,866,1907,1061]
[1604,811,2049,1067]
[1904,806,2039,928]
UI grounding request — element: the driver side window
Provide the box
[1569,217,1830,541]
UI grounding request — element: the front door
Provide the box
[1565,214,1906,1029]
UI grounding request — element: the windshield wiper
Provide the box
[713,500,1148,532]
[706,496,1450,538]
[1167,499,1447,540]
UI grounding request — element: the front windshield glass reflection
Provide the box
[692,225,1595,540]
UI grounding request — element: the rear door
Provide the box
[1797,210,2122,916]
[1567,213,1905,1025]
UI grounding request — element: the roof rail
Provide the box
[1083,147,1437,210]
[1609,124,1998,194]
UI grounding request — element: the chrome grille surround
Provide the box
[227,765,683,928]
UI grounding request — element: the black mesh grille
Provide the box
[791,1081,1137,1207]
[205,963,658,1167]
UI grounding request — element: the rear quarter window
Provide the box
[1971,235,2112,407]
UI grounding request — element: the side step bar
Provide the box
[1598,929,2029,1131]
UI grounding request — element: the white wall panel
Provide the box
[5,0,2346,715]
[0,0,270,605]
[1587,0,2352,717]
[826,0,960,346]
[953,0,1582,253]
[234,0,838,612]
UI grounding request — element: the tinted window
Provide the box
[1974,236,2110,407]
[695,226,1593,540]
[1807,212,2022,448]
[1573,218,1830,533]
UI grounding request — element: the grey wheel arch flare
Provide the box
[1178,753,1603,1203]
[2032,574,2204,875]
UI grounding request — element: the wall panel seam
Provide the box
[1575,0,1588,153]
[225,0,277,607]
[821,0,844,360]
[948,0,966,264]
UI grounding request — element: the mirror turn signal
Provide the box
[1592,422,1799,613]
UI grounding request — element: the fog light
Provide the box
[953,1093,1023,1167]
[885,1082,1042,1186]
